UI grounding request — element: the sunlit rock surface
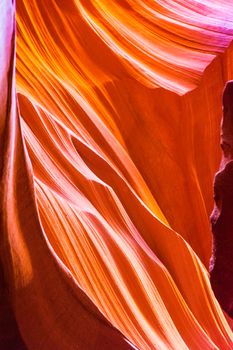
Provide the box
[1,0,233,349]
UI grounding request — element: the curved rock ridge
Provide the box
[1,0,233,349]
[77,0,233,94]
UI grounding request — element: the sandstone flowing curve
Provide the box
[1,0,233,349]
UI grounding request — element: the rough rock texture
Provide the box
[210,81,233,319]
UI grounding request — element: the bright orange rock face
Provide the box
[1,0,233,349]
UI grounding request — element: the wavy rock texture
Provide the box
[1,0,233,349]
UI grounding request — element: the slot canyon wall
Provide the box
[1,0,233,349]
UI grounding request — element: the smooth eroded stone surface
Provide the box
[2,1,233,349]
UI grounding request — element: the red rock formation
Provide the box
[0,2,135,350]
[210,81,233,318]
[1,0,233,349]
